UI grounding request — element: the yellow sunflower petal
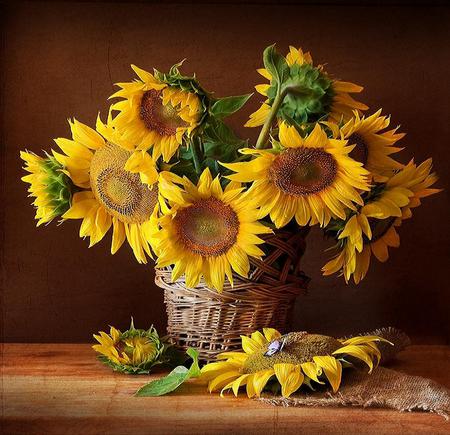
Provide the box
[301,362,324,384]
[333,344,376,373]
[208,370,241,392]
[313,356,342,393]
[251,369,275,398]
[274,363,304,398]
[263,328,282,342]
[241,335,262,355]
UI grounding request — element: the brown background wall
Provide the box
[1,1,449,344]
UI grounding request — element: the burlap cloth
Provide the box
[259,328,450,419]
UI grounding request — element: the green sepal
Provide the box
[154,61,210,126]
[97,355,166,375]
[42,154,73,219]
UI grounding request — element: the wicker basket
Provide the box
[155,227,310,362]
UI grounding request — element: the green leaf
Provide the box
[187,347,200,378]
[210,94,253,118]
[201,119,249,173]
[135,347,201,397]
[170,159,198,183]
[263,44,289,91]
[203,119,247,149]
[135,366,190,396]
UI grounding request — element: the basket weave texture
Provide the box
[155,228,310,362]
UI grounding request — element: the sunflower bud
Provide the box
[92,320,168,374]
[20,151,72,225]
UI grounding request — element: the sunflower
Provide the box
[109,64,205,162]
[201,328,388,398]
[20,151,73,226]
[325,109,405,181]
[246,46,368,128]
[93,320,167,374]
[323,159,441,283]
[151,168,272,292]
[222,123,370,228]
[52,117,159,263]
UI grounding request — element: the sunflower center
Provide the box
[140,89,188,136]
[242,334,342,373]
[174,197,239,257]
[269,148,337,196]
[90,143,158,224]
[366,217,396,243]
[348,133,369,166]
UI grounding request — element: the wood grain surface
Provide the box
[1,344,449,434]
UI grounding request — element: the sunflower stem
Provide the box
[255,87,288,149]
[191,137,202,176]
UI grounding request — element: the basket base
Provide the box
[157,268,307,362]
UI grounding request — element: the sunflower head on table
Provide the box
[201,328,390,398]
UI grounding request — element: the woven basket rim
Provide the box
[155,267,307,303]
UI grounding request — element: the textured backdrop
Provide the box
[1,1,449,343]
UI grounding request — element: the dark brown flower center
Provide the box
[269,148,337,196]
[348,133,368,166]
[140,89,187,136]
[174,197,239,257]
[90,143,158,224]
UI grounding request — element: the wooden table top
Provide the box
[1,343,449,434]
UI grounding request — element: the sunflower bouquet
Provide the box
[21,45,440,356]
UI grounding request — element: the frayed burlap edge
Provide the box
[346,326,411,364]
[259,367,450,420]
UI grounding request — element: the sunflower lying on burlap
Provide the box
[93,321,168,374]
[200,328,390,398]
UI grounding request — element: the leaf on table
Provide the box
[135,347,201,397]
[187,347,200,378]
[135,366,190,397]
